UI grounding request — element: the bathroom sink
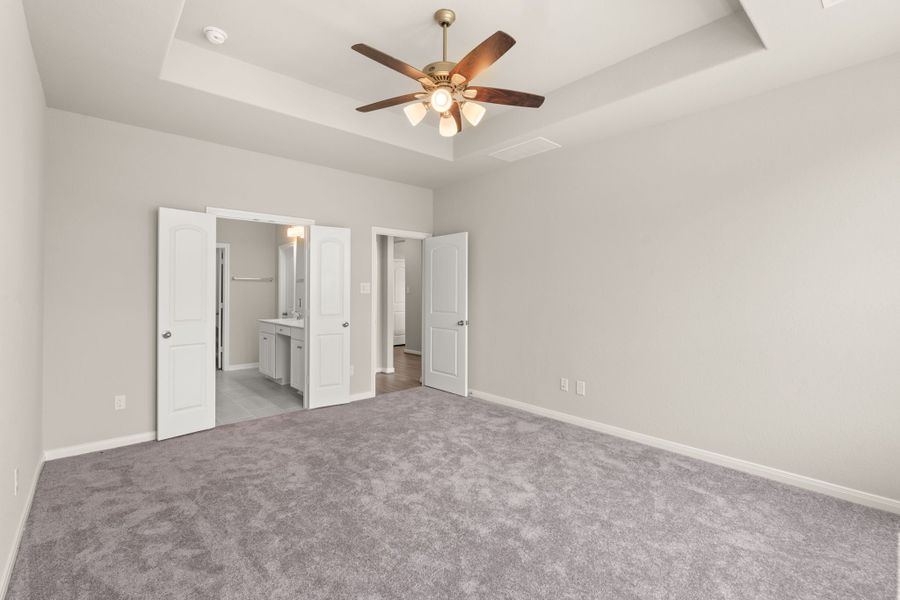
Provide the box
[259,318,304,328]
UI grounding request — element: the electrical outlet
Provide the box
[13,468,18,496]
[360,282,371,295]
[576,380,586,396]
[560,378,569,392]
[114,395,126,410]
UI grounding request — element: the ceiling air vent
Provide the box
[489,137,561,162]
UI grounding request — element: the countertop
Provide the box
[259,318,304,328]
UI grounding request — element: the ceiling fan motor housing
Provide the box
[423,61,457,82]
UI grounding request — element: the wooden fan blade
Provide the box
[356,93,422,113]
[466,86,544,108]
[449,102,462,133]
[449,31,516,82]
[351,44,433,86]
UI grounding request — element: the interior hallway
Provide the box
[376,346,422,395]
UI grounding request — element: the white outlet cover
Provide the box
[560,378,569,392]
[360,282,371,295]
[114,394,126,410]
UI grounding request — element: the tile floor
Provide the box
[216,368,304,426]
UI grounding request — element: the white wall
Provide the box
[435,52,900,502]
[42,109,432,451]
[401,239,423,353]
[0,0,45,594]
[216,219,278,366]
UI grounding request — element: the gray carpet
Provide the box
[8,387,899,599]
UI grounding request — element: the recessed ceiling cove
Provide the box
[24,0,900,186]
[165,0,752,159]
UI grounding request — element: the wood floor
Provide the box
[376,346,422,395]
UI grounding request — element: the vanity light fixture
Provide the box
[286,226,305,239]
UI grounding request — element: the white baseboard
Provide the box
[44,431,156,461]
[225,362,258,371]
[350,390,375,402]
[1,456,43,599]
[403,349,422,356]
[471,389,900,515]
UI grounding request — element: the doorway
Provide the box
[371,228,429,396]
[157,207,353,441]
[214,218,304,426]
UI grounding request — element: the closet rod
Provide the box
[231,276,274,282]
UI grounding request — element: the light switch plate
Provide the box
[576,380,586,396]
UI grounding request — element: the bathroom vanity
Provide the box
[258,318,305,394]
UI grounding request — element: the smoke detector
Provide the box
[203,26,228,45]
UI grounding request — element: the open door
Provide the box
[307,225,351,408]
[157,208,216,440]
[423,232,468,396]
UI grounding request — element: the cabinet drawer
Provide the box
[259,321,275,334]
[290,327,304,341]
[275,325,292,336]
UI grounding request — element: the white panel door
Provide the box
[423,232,468,396]
[307,225,351,408]
[157,208,216,440]
[393,258,406,346]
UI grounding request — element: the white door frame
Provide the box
[216,243,231,370]
[370,226,431,395]
[206,207,316,227]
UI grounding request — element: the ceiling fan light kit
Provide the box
[353,8,544,138]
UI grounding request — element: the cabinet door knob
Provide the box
[161,330,172,339]
[342,322,350,328]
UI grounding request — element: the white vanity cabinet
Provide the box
[258,321,290,384]
[259,330,275,377]
[259,319,304,392]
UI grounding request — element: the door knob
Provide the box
[342,322,350,328]
[457,320,469,326]
[161,330,172,339]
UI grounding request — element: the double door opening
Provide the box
[157,208,467,441]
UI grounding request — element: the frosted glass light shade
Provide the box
[461,101,486,126]
[439,113,458,137]
[430,88,454,113]
[286,226,305,238]
[403,102,427,126]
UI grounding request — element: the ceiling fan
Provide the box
[352,8,545,137]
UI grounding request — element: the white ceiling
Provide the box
[174,0,740,102]
[22,0,900,189]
